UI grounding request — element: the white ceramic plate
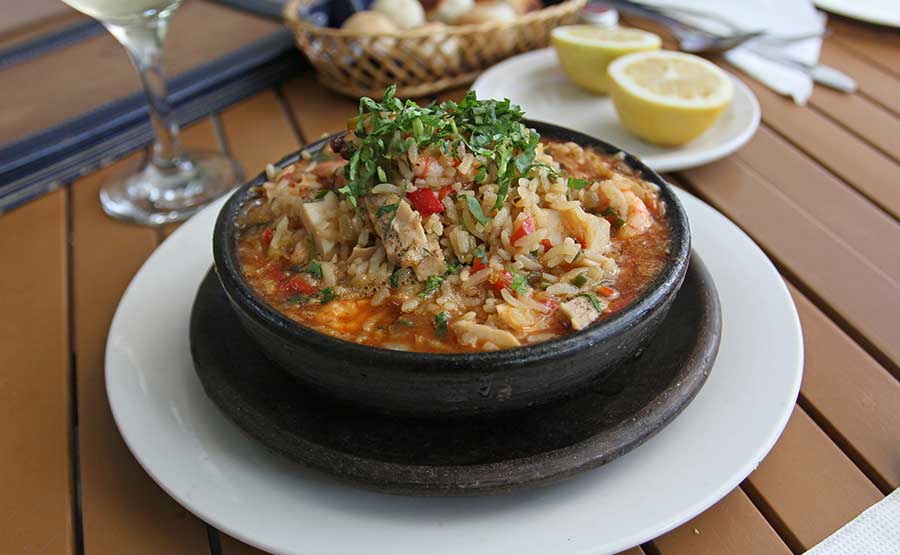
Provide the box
[472,48,761,172]
[815,0,900,28]
[106,189,802,555]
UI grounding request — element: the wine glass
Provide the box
[59,0,242,225]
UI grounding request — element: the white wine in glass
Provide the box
[59,0,242,225]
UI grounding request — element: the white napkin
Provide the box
[640,0,826,105]
[806,488,900,554]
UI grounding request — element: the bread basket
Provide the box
[283,0,586,98]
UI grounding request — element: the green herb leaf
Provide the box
[473,245,488,265]
[305,261,323,279]
[314,189,331,199]
[601,207,626,230]
[568,178,590,190]
[376,202,398,218]
[286,294,310,305]
[434,311,449,338]
[445,261,460,275]
[572,273,587,288]
[578,292,604,313]
[320,288,336,304]
[419,275,444,298]
[510,272,528,295]
[306,236,317,258]
[376,166,387,182]
[465,195,491,226]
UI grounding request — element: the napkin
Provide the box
[640,0,826,105]
[805,488,900,554]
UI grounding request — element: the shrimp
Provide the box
[619,191,652,238]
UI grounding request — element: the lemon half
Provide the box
[608,51,734,146]
[551,26,661,94]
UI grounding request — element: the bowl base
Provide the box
[189,253,720,495]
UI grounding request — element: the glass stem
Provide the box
[105,15,185,173]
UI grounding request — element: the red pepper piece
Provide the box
[261,228,274,248]
[471,257,486,272]
[511,216,536,246]
[489,270,513,293]
[541,238,553,250]
[281,276,318,295]
[437,185,455,201]
[406,188,445,216]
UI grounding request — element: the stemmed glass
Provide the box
[58,0,242,225]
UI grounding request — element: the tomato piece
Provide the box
[437,185,455,201]
[471,257,486,272]
[540,238,553,250]
[406,188,445,216]
[266,267,286,282]
[510,216,536,246]
[281,276,318,295]
[598,285,617,297]
[261,228,274,248]
[489,270,513,293]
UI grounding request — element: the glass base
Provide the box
[99,150,242,226]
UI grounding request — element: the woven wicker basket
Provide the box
[283,0,586,98]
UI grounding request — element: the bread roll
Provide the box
[456,1,517,24]
[372,0,426,29]
[504,0,541,14]
[427,0,475,23]
[341,10,399,33]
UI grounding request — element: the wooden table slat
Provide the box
[745,406,883,552]
[828,18,900,79]
[817,39,900,117]
[651,488,791,555]
[281,77,360,141]
[0,190,74,554]
[71,152,211,553]
[734,125,900,280]
[790,283,900,492]
[732,75,900,221]
[219,90,301,181]
[678,156,900,375]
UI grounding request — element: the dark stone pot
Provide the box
[212,121,691,417]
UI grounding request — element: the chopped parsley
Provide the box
[509,271,528,295]
[314,189,331,199]
[286,294,311,305]
[567,177,590,190]
[445,261,460,275]
[473,245,488,265]
[338,86,542,211]
[578,292,604,313]
[320,288,336,304]
[305,260,323,279]
[389,267,410,288]
[601,207,626,230]
[434,312,449,337]
[419,275,444,298]
[375,202,398,218]
[465,195,491,226]
[572,273,587,288]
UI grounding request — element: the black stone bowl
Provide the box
[212,121,691,417]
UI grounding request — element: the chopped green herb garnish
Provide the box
[419,275,444,298]
[434,311,449,337]
[376,166,388,182]
[286,294,311,305]
[338,87,541,210]
[305,260,323,279]
[376,202,398,218]
[394,318,414,327]
[445,261,460,275]
[473,245,488,265]
[509,271,528,295]
[314,189,331,199]
[306,235,317,258]
[601,207,626,230]
[572,273,587,288]
[578,292,604,313]
[308,150,335,162]
[320,288,336,304]
[465,195,491,226]
[567,178,590,190]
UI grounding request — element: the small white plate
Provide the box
[815,0,900,29]
[472,48,761,172]
[106,189,801,555]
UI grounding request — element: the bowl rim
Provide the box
[213,120,691,368]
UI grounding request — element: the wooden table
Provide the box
[2,9,899,555]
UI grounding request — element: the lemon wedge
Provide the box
[608,51,734,146]
[551,26,661,94]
